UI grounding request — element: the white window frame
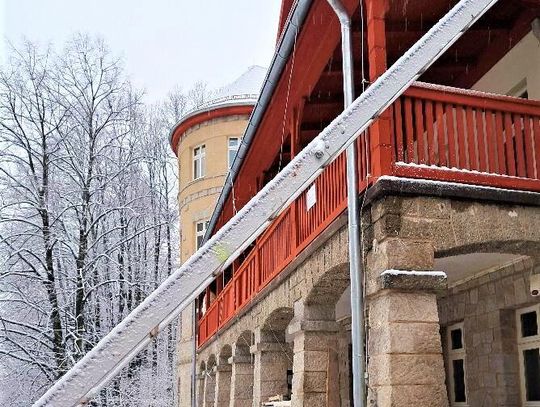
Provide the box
[195,220,209,250]
[447,322,468,407]
[193,144,206,180]
[517,304,540,407]
[228,137,239,169]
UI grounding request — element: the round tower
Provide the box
[170,66,265,263]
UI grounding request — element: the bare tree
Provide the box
[0,36,201,406]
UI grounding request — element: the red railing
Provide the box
[197,149,353,346]
[197,83,540,347]
[392,83,540,190]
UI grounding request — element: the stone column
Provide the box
[365,237,449,407]
[228,353,254,407]
[203,368,216,407]
[250,331,291,406]
[288,303,341,407]
[214,362,232,406]
[195,372,205,407]
[177,304,196,407]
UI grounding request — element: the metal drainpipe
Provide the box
[326,1,366,406]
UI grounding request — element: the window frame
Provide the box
[517,304,540,407]
[227,137,240,169]
[193,144,206,180]
[195,220,209,251]
[447,322,468,407]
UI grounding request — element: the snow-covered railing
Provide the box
[34,0,501,405]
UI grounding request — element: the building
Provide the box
[170,66,266,405]
[174,0,540,406]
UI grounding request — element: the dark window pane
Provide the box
[197,235,203,250]
[451,328,463,350]
[524,348,540,401]
[521,312,538,338]
[452,359,466,402]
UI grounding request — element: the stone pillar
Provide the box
[177,304,196,407]
[251,331,291,406]
[203,368,216,407]
[288,303,341,407]
[365,237,449,407]
[196,371,205,407]
[228,352,254,407]
[214,362,232,406]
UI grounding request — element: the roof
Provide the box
[205,65,266,109]
[169,66,267,153]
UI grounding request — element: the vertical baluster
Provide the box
[435,102,446,167]
[456,106,467,169]
[494,111,506,175]
[485,110,497,173]
[445,104,457,168]
[504,113,516,176]
[476,110,487,173]
[415,99,426,164]
[513,114,526,177]
[533,118,540,179]
[466,107,478,170]
[394,98,404,162]
[425,100,436,165]
[404,98,414,163]
[523,116,535,179]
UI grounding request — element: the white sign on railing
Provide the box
[306,184,317,210]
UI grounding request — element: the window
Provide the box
[193,145,206,179]
[447,322,468,406]
[195,220,209,250]
[228,137,239,168]
[517,305,540,406]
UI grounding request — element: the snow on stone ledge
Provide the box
[379,269,447,291]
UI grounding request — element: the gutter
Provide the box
[204,0,314,239]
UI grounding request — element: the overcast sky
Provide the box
[0,0,281,102]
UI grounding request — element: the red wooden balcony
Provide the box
[197,82,540,347]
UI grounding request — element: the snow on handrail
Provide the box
[33,0,499,405]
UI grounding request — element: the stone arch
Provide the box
[253,307,294,405]
[206,354,217,370]
[262,306,294,334]
[235,330,254,353]
[219,344,232,365]
[436,239,540,261]
[297,262,351,406]
[305,262,350,306]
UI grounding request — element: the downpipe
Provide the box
[326,0,366,406]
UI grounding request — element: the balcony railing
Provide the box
[197,82,540,347]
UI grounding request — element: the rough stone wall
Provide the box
[188,193,540,406]
[438,257,538,407]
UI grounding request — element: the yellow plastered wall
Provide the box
[473,31,540,99]
[177,115,250,262]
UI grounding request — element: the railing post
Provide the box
[366,0,394,179]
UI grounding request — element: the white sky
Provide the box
[0,0,282,102]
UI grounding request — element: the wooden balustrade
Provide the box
[197,82,540,347]
[393,83,540,191]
